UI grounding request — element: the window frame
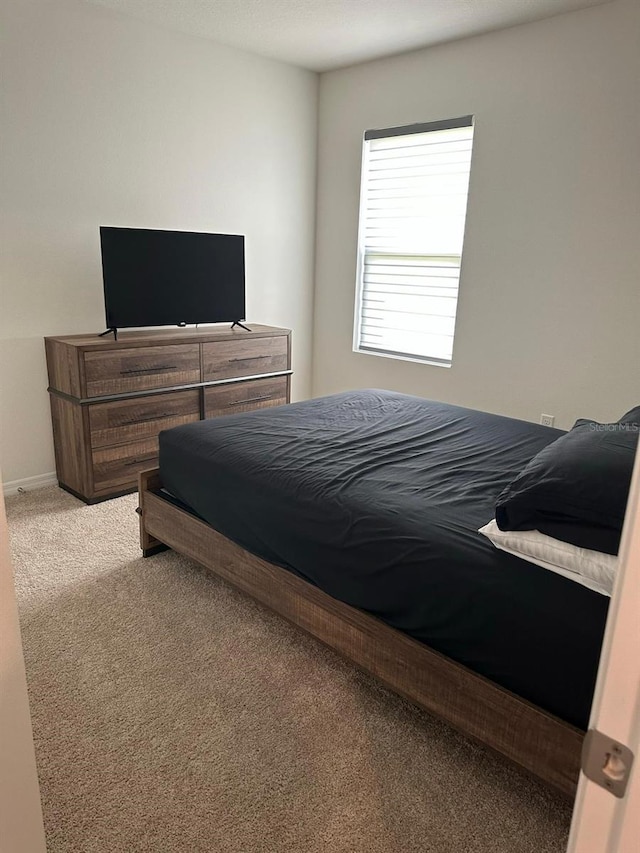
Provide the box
[353,115,475,369]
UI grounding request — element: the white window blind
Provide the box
[354,116,474,367]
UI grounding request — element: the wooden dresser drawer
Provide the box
[204,376,288,418]
[92,438,159,491]
[84,345,200,397]
[89,389,200,449]
[202,336,288,382]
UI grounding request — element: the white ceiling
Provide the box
[88,0,613,72]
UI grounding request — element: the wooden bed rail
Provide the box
[138,467,583,799]
[138,468,168,556]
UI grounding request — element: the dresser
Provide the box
[45,325,291,503]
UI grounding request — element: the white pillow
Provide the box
[478,519,617,596]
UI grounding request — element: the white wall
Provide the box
[313,0,640,429]
[0,0,318,485]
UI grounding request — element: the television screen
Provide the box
[100,227,246,329]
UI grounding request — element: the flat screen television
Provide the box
[99,227,246,331]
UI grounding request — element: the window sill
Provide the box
[354,346,452,369]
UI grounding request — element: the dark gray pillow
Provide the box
[495,418,638,555]
[618,405,640,425]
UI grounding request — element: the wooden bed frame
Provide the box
[138,468,584,799]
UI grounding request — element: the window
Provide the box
[353,116,475,367]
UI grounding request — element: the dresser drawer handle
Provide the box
[120,413,173,426]
[228,355,267,363]
[120,365,177,376]
[124,456,155,466]
[228,394,274,406]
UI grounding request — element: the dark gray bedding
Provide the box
[158,389,608,728]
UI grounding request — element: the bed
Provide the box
[138,390,634,798]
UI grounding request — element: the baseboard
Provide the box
[3,473,58,497]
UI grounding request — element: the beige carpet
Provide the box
[8,485,572,853]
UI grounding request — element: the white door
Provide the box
[567,447,640,852]
[0,484,47,852]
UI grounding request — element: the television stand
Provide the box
[231,321,251,332]
[99,327,118,340]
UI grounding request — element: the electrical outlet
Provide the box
[540,413,555,427]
